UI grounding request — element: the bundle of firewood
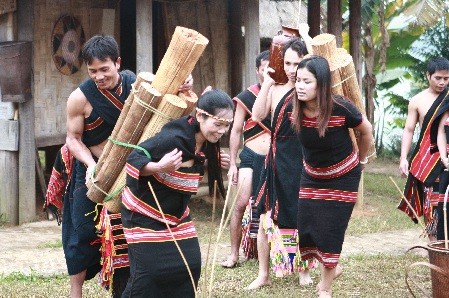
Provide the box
[311,33,376,161]
[87,26,207,212]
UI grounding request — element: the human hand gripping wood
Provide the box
[178,74,193,92]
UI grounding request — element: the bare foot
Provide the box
[220,257,238,268]
[334,264,343,279]
[318,289,332,298]
[299,270,313,286]
[316,265,343,292]
[246,276,270,290]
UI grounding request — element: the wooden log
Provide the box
[311,33,336,61]
[329,60,344,96]
[178,90,198,116]
[337,52,376,160]
[87,27,209,203]
[95,72,154,175]
[87,82,161,203]
[104,94,187,213]
[151,26,209,95]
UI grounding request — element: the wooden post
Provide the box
[242,0,260,89]
[229,0,243,97]
[327,0,342,47]
[136,0,153,73]
[0,11,19,225]
[349,0,362,88]
[18,0,35,223]
[308,0,321,38]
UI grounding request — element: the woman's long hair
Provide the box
[292,55,333,137]
[196,89,234,198]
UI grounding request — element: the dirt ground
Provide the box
[0,158,426,277]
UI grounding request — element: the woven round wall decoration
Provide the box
[51,14,85,75]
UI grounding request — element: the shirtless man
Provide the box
[399,57,449,176]
[221,50,271,268]
[248,37,312,289]
[64,35,192,298]
[398,57,449,239]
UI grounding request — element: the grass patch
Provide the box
[0,166,434,297]
[37,240,63,249]
[0,253,431,297]
[347,173,417,235]
[203,253,431,297]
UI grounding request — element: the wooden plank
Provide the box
[17,0,35,224]
[208,0,229,91]
[0,102,14,120]
[136,0,152,73]
[0,119,18,151]
[228,0,243,96]
[35,134,65,148]
[35,147,47,200]
[89,8,115,36]
[242,0,260,89]
[0,150,18,224]
[0,0,19,225]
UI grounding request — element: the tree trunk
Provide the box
[349,0,362,89]
[308,0,321,38]
[362,21,376,124]
[327,0,342,46]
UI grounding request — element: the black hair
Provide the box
[256,50,270,68]
[427,57,449,76]
[197,89,234,198]
[292,55,333,137]
[81,35,119,65]
[282,37,308,58]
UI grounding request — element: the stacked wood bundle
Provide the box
[87,26,208,205]
[104,94,188,213]
[178,90,198,116]
[332,52,376,160]
[310,33,336,60]
[311,33,376,160]
[95,72,155,180]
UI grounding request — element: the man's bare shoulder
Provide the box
[67,88,89,115]
[409,88,436,103]
[67,88,88,105]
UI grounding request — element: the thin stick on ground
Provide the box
[201,181,217,296]
[207,180,244,297]
[389,176,426,230]
[147,181,197,297]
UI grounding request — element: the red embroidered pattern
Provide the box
[303,151,359,179]
[153,171,202,194]
[123,222,197,243]
[84,117,104,131]
[122,187,190,225]
[299,187,358,203]
[299,246,339,268]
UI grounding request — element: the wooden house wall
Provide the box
[33,0,113,148]
[161,1,230,95]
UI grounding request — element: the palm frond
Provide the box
[403,0,448,27]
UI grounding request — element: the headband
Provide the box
[196,108,233,123]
